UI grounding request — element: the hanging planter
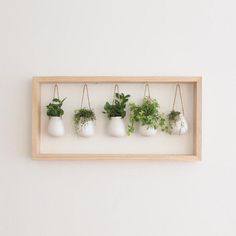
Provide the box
[74,84,96,137]
[167,84,188,135]
[103,84,130,137]
[46,84,66,137]
[128,84,168,136]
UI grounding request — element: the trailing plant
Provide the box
[165,110,181,133]
[168,110,181,123]
[74,108,96,127]
[46,98,66,117]
[103,93,130,119]
[128,98,169,135]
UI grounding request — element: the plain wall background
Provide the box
[0,0,236,235]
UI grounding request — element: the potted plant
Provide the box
[74,108,96,137]
[74,84,96,137]
[46,97,66,137]
[128,97,168,136]
[167,84,188,135]
[103,87,130,137]
[167,110,188,135]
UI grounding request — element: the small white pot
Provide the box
[48,117,65,137]
[139,124,157,137]
[171,113,188,135]
[76,121,95,137]
[108,117,126,137]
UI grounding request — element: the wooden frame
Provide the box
[32,76,202,161]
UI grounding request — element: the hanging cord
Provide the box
[80,83,91,109]
[172,83,185,115]
[112,84,120,104]
[143,83,151,100]
[53,84,60,100]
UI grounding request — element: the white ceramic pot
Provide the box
[108,117,126,137]
[76,121,95,137]
[171,113,188,135]
[48,117,65,137]
[139,124,157,137]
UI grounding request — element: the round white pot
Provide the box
[108,117,126,137]
[139,124,157,137]
[171,113,188,135]
[48,117,65,137]
[76,121,95,137]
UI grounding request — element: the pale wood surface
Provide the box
[196,78,202,160]
[32,76,202,161]
[32,80,40,159]
[33,76,201,83]
[32,154,198,161]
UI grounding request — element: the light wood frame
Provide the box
[32,76,202,161]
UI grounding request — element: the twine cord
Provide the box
[112,84,120,104]
[172,83,185,115]
[53,84,60,100]
[143,83,151,99]
[81,83,91,109]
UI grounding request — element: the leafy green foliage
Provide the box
[168,110,181,122]
[74,108,96,127]
[46,98,66,117]
[166,110,181,133]
[128,98,169,135]
[103,93,130,119]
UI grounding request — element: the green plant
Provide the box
[128,98,169,135]
[168,110,181,123]
[46,98,66,117]
[74,108,96,127]
[103,93,130,119]
[166,110,181,133]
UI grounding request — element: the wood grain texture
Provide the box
[32,79,41,159]
[195,78,202,160]
[32,76,202,161]
[32,154,198,161]
[33,76,201,83]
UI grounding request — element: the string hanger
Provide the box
[112,84,120,104]
[80,83,91,109]
[143,83,151,99]
[53,84,59,100]
[172,83,185,115]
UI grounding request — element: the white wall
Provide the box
[0,0,236,235]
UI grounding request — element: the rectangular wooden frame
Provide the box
[32,76,202,161]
